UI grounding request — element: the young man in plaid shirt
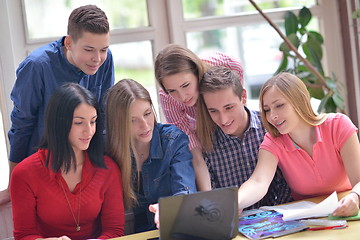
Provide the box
[197,66,292,209]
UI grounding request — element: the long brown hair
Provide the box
[154,44,207,92]
[259,72,325,137]
[105,79,156,208]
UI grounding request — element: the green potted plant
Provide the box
[249,0,344,113]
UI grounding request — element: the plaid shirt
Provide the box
[204,108,293,209]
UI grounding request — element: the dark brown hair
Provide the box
[67,5,109,41]
[39,83,105,173]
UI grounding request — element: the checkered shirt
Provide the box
[203,108,293,209]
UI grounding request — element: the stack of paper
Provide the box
[259,191,339,221]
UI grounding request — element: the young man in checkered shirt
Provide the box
[197,65,292,210]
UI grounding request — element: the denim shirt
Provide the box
[131,123,196,232]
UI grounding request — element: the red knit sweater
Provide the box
[10,149,124,240]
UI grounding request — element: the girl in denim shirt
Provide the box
[105,79,197,233]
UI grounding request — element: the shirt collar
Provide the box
[131,124,164,162]
[149,124,163,160]
[283,124,322,151]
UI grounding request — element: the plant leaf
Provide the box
[298,27,307,35]
[325,77,336,90]
[288,33,301,48]
[285,11,298,36]
[352,8,360,19]
[308,86,325,100]
[308,31,324,44]
[304,37,323,59]
[297,65,310,73]
[275,54,289,74]
[297,70,312,79]
[279,34,300,52]
[299,7,312,27]
[332,92,344,110]
[317,94,331,113]
[280,41,290,53]
[325,97,337,113]
[302,42,324,75]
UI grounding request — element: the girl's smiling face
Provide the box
[68,103,97,155]
[262,86,301,135]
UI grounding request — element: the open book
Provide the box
[259,191,339,221]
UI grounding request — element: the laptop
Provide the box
[159,187,238,240]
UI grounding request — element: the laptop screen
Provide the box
[159,187,238,240]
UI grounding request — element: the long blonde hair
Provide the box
[105,79,156,208]
[259,72,325,138]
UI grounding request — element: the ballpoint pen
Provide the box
[307,225,348,231]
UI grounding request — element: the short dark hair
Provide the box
[67,5,109,41]
[39,83,106,172]
[200,65,244,96]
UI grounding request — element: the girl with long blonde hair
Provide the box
[238,72,360,217]
[105,79,196,232]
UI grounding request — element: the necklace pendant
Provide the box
[76,226,80,231]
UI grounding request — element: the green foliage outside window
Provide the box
[274,7,344,113]
[115,68,154,87]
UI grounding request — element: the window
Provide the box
[111,41,158,112]
[22,0,159,113]
[21,0,322,101]
[182,0,316,19]
[171,0,319,99]
[186,20,319,99]
[0,0,348,188]
[23,0,148,40]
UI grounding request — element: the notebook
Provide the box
[159,187,238,240]
[238,210,308,239]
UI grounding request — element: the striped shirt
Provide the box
[204,108,293,209]
[159,52,243,150]
[200,52,244,86]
